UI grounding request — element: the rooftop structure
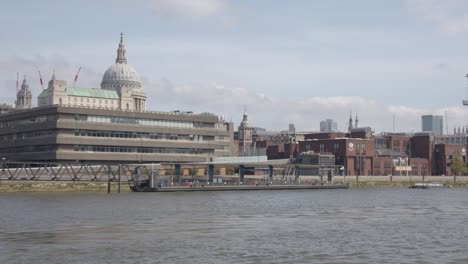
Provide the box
[38,33,146,111]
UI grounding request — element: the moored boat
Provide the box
[409,183,445,189]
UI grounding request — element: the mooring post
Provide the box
[107,168,111,194]
[175,164,181,184]
[208,164,214,183]
[294,165,300,183]
[118,164,121,193]
[327,169,333,183]
[268,165,273,184]
[239,165,245,183]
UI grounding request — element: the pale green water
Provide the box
[1,188,467,264]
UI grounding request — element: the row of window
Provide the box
[355,144,367,152]
[314,143,367,153]
[75,115,205,129]
[0,130,54,141]
[74,130,214,141]
[436,137,467,144]
[0,145,55,153]
[71,97,118,105]
[0,115,55,128]
[73,145,214,155]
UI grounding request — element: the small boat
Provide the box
[409,183,445,189]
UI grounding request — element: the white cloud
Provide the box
[0,55,101,102]
[146,78,468,133]
[143,0,227,18]
[2,54,468,134]
[406,0,468,35]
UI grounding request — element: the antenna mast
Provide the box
[445,111,448,135]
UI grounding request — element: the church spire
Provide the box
[240,105,250,128]
[116,32,127,64]
[355,113,359,128]
[21,75,27,87]
[348,111,353,133]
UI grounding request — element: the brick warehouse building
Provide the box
[299,137,375,176]
[296,131,432,176]
[409,133,434,175]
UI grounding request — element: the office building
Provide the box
[421,115,443,135]
[320,119,338,132]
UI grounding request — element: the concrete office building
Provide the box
[0,33,234,163]
[0,105,233,163]
[421,115,443,135]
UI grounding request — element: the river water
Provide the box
[0,188,467,264]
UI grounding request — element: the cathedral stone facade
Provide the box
[237,110,255,156]
[38,33,146,111]
[15,76,32,109]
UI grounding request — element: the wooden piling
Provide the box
[118,164,121,193]
[107,171,111,194]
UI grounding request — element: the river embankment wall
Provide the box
[1,176,467,192]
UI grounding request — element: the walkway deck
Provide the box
[136,184,349,192]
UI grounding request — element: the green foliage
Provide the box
[450,156,467,176]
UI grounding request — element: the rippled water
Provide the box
[1,188,468,264]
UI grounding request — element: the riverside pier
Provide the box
[0,159,346,192]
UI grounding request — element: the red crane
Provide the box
[38,70,44,90]
[73,67,81,88]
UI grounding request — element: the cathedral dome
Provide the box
[101,63,141,88]
[100,33,142,90]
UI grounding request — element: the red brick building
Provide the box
[410,133,434,175]
[434,144,466,175]
[409,158,430,176]
[299,138,375,176]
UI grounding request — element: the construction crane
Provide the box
[16,72,19,94]
[73,67,81,88]
[37,70,44,90]
[463,74,468,105]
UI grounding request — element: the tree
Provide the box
[450,156,467,176]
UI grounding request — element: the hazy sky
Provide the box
[2,0,468,133]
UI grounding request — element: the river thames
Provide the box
[1,188,467,264]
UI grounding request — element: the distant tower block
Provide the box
[463,74,468,105]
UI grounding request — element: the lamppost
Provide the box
[0,157,5,185]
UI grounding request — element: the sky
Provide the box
[2,0,468,133]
